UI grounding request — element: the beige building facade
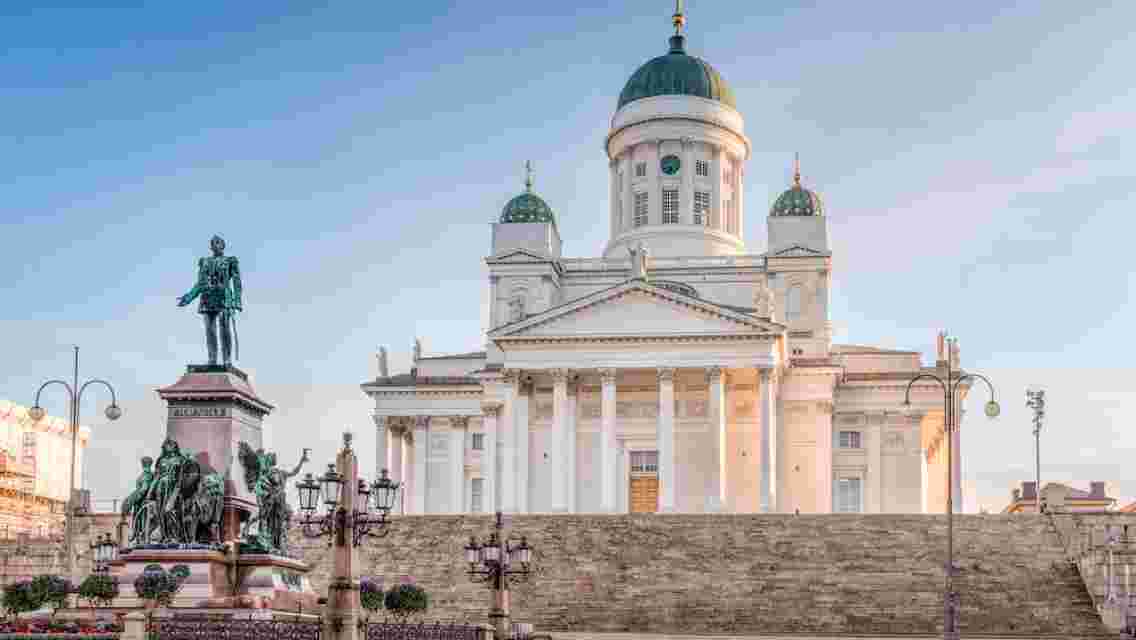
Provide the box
[362,10,965,516]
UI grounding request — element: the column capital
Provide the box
[414,415,430,430]
[705,366,723,383]
[372,414,389,429]
[481,401,503,416]
[550,368,571,383]
[502,369,522,384]
[599,368,617,384]
[451,416,470,429]
[657,367,675,383]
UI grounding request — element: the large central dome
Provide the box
[617,34,735,110]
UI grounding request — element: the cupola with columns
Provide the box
[604,2,751,258]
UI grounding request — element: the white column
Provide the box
[617,440,629,513]
[759,370,773,512]
[373,414,389,479]
[869,415,884,513]
[710,145,723,231]
[488,276,500,329]
[648,139,661,225]
[706,366,726,512]
[450,416,468,513]
[657,367,676,512]
[680,138,694,223]
[736,164,745,239]
[516,378,531,513]
[500,371,518,512]
[621,154,633,232]
[600,368,618,513]
[480,403,500,514]
[567,377,578,513]
[412,416,429,514]
[550,369,569,512]
[389,422,404,485]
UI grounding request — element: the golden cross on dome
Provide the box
[524,160,534,192]
[673,0,686,34]
[793,152,802,187]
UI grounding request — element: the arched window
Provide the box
[785,285,802,322]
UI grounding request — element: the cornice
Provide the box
[495,333,779,346]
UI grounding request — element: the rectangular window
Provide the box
[629,450,658,473]
[634,192,649,227]
[662,189,679,224]
[471,433,485,451]
[471,478,484,513]
[836,478,862,513]
[696,159,709,177]
[635,162,647,178]
[837,430,862,449]
[693,191,710,225]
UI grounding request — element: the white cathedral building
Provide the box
[363,8,969,516]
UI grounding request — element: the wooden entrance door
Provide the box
[629,476,659,513]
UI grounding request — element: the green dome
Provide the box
[500,190,555,224]
[618,35,735,110]
[771,182,824,217]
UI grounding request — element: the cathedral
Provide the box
[362,7,967,516]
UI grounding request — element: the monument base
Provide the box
[113,548,319,613]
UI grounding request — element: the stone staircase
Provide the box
[295,514,1111,638]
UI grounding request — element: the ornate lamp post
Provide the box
[903,335,999,640]
[1025,388,1045,514]
[464,512,534,640]
[89,533,117,574]
[28,346,122,582]
[295,433,399,639]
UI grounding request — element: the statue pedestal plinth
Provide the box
[157,365,274,534]
[112,548,320,614]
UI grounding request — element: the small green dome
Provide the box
[771,164,824,217]
[501,190,555,224]
[617,35,735,110]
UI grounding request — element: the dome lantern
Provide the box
[770,154,824,217]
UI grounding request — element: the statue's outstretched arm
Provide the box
[283,449,311,479]
[178,258,206,306]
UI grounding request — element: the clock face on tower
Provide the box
[660,155,681,176]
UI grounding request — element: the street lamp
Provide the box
[89,533,117,574]
[1025,388,1045,514]
[902,335,999,640]
[28,346,122,583]
[295,434,400,547]
[465,511,535,640]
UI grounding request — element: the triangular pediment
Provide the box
[768,244,829,258]
[486,248,552,263]
[491,280,783,340]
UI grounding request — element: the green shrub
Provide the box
[78,574,120,608]
[30,576,72,613]
[383,584,428,622]
[2,580,40,618]
[132,564,190,607]
[359,578,383,613]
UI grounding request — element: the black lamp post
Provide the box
[465,512,534,640]
[294,434,400,547]
[902,335,999,640]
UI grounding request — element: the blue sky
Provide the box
[2,1,1134,512]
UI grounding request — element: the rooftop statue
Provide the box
[177,235,243,367]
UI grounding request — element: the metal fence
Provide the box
[365,622,481,640]
[152,617,322,640]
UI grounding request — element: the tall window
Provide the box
[696,159,709,177]
[634,192,649,227]
[662,189,679,224]
[693,191,710,225]
[635,162,647,178]
[836,478,862,513]
[629,451,658,473]
[471,432,485,451]
[785,285,802,322]
[837,431,862,449]
[471,478,484,513]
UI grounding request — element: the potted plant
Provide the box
[359,578,383,625]
[383,584,428,623]
[132,564,190,609]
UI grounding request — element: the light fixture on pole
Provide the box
[28,346,122,584]
[465,511,535,640]
[902,335,999,640]
[295,434,400,547]
[90,532,117,574]
[1025,388,1045,514]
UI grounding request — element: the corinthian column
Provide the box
[412,416,430,514]
[706,366,726,512]
[657,367,676,512]
[373,414,389,480]
[758,370,774,512]
[450,416,468,513]
[550,369,569,512]
[481,402,501,514]
[500,371,519,512]
[600,368,618,512]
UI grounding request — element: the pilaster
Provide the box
[600,368,618,513]
[550,369,569,512]
[657,367,676,512]
[705,366,726,512]
[412,416,430,514]
[567,376,578,513]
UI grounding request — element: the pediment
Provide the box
[487,248,551,263]
[768,244,829,258]
[491,281,783,340]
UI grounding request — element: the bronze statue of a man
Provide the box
[177,235,242,366]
